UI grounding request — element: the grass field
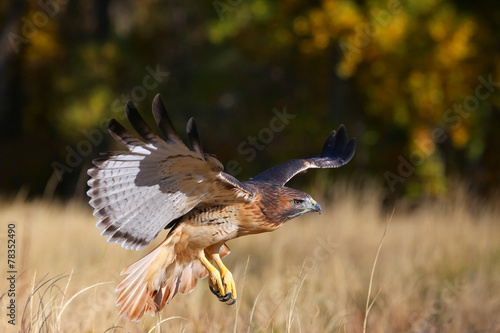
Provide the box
[1,182,500,332]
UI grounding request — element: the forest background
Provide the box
[1,0,499,202]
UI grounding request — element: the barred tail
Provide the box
[115,228,206,321]
[115,227,233,322]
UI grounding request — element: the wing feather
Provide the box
[186,117,204,156]
[87,94,254,250]
[249,124,356,186]
[152,93,184,144]
[125,101,162,144]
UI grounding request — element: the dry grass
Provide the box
[1,182,500,332]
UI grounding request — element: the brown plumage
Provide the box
[87,94,356,321]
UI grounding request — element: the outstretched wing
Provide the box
[249,125,356,186]
[87,94,254,250]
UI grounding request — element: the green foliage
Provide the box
[0,0,499,199]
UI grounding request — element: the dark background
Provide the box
[1,0,499,202]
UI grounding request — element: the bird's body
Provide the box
[87,94,356,321]
[170,183,310,243]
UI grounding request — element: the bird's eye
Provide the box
[292,199,302,206]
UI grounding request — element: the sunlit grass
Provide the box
[1,182,500,332]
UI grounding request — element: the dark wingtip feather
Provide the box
[107,118,139,147]
[108,118,125,136]
[125,100,156,142]
[331,125,347,156]
[152,94,181,143]
[342,138,356,163]
[320,130,336,158]
[186,117,204,156]
[125,100,138,120]
[320,124,352,158]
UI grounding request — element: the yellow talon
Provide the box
[199,252,225,296]
[213,254,237,304]
[199,250,237,304]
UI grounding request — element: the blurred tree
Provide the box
[0,0,498,201]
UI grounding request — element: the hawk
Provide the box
[87,94,356,321]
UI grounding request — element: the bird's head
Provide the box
[278,187,322,221]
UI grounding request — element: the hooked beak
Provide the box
[310,199,322,214]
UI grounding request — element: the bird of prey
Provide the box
[87,94,356,321]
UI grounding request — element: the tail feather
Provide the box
[178,263,195,294]
[121,284,150,319]
[154,277,179,308]
[115,232,232,322]
[116,230,181,321]
[154,284,171,309]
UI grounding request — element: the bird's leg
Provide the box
[211,253,237,305]
[207,275,231,302]
[198,250,226,301]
